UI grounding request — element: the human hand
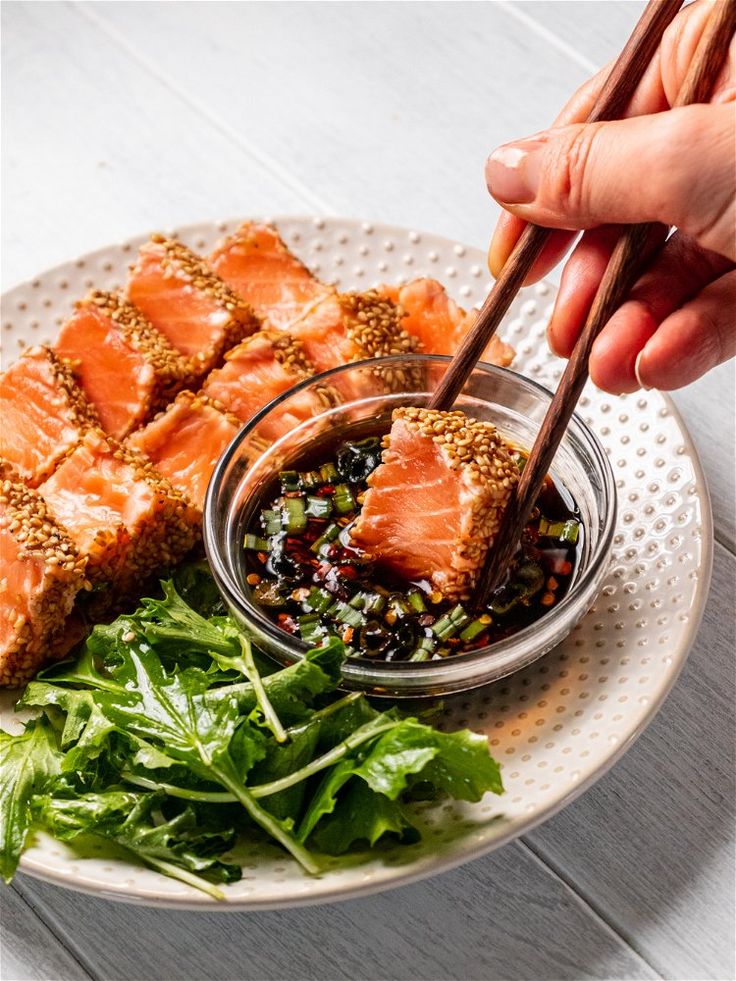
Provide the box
[485,0,736,393]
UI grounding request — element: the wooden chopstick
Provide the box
[428,0,685,413]
[475,0,736,606]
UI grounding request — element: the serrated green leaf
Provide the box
[136,580,238,658]
[310,779,417,855]
[0,718,63,882]
[35,790,240,898]
[353,723,439,799]
[419,727,504,801]
[299,719,503,845]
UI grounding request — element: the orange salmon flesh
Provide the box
[0,346,99,487]
[127,236,259,376]
[0,222,517,687]
[381,279,515,367]
[55,292,192,439]
[127,391,241,514]
[209,222,331,331]
[202,331,338,444]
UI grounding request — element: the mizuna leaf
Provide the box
[0,718,62,882]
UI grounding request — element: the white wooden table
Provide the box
[2,3,734,979]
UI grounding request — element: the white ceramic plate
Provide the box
[0,217,713,909]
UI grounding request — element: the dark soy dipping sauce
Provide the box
[243,426,582,662]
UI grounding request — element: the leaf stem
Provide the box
[143,855,225,901]
[249,718,399,799]
[211,765,320,874]
[122,715,401,806]
[285,691,363,735]
[121,771,235,802]
[127,771,322,874]
[239,635,287,743]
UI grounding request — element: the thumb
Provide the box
[485,104,736,259]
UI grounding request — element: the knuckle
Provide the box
[542,125,601,222]
[700,288,735,368]
[653,106,734,240]
[669,103,712,148]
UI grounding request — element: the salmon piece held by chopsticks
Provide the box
[0,462,87,687]
[209,222,331,330]
[350,407,518,602]
[0,346,99,487]
[126,235,260,377]
[127,391,241,515]
[55,292,192,440]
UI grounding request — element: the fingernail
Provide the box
[487,231,506,279]
[485,137,547,205]
[634,349,653,390]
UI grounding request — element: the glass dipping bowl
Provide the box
[204,355,616,698]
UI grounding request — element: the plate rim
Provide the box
[4,215,714,909]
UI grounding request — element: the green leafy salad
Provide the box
[1,564,503,899]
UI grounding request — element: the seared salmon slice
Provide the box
[127,391,241,514]
[202,331,339,444]
[39,429,198,599]
[350,407,518,602]
[0,462,87,687]
[55,291,192,439]
[0,346,99,487]
[209,222,331,330]
[288,290,419,400]
[126,235,260,376]
[381,279,515,367]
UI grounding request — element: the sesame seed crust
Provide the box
[0,460,87,687]
[340,291,418,360]
[39,347,101,429]
[190,391,244,429]
[266,329,316,376]
[138,236,261,368]
[96,431,201,588]
[79,291,194,409]
[392,406,517,480]
[150,235,255,314]
[251,330,342,411]
[340,291,422,392]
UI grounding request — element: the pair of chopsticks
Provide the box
[429,0,736,607]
